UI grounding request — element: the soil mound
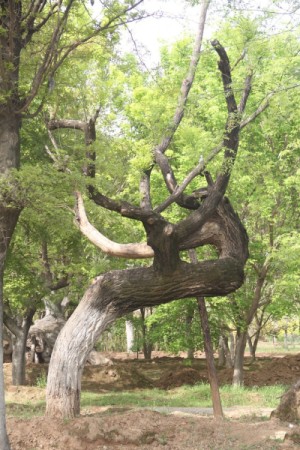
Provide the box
[7,409,300,450]
[156,367,207,389]
[82,364,154,391]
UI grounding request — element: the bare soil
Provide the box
[5,352,300,450]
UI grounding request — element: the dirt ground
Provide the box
[5,352,300,450]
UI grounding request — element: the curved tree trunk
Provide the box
[218,335,233,368]
[46,258,244,418]
[46,280,117,418]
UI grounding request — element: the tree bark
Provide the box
[0,103,22,450]
[12,332,27,386]
[46,282,117,418]
[247,333,255,361]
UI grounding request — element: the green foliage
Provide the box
[35,373,47,389]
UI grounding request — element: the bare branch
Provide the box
[46,1,146,82]
[241,83,300,129]
[240,93,272,129]
[153,0,210,198]
[74,192,154,259]
[231,48,246,71]
[46,113,159,222]
[156,81,299,213]
[19,1,146,113]
[47,129,59,150]
[48,118,87,132]
[18,0,76,113]
[155,142,223,213]
[210,40,241,194]
[238,72,253,114]
[22,1,60,47]
[140,170,152,210]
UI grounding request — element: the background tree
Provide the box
[0,2,145,447]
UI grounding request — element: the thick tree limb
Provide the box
[48,118,87,132]
[211,40,240,194]
[74,192,154,258]
[75,191,248,265]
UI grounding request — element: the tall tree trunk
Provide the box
[232,330,247,387]
[140,308,152,360]
[125,319,134,354]
[223,336,233,368]
[185,306,195,360]
[11,313,34,386]
[247,333,255,360]
[0,106,22,449]
[0,268,10,449]
[218,335,233,368]
[218,336,226,367]
[12,333,27,386]
[197,296,223,420]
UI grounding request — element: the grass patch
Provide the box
[6,384,286,418]
[81,384,286,409]
[256,342,300,354]
[6,401,45,419]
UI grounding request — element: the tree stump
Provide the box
[272,380,300,423]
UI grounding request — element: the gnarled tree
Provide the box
[45,1,273,418]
